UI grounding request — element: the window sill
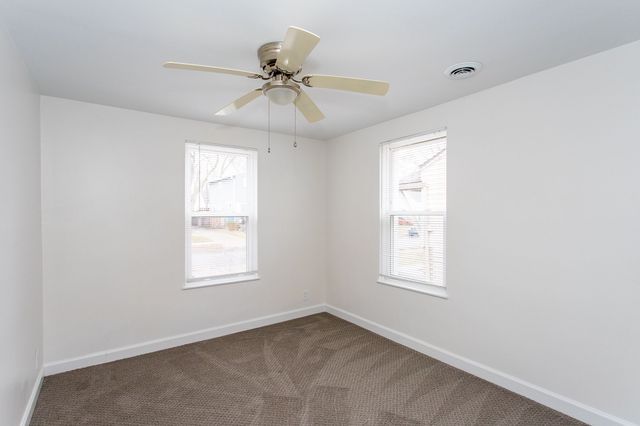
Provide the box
[183,273,260,290]
[377,276,448,299]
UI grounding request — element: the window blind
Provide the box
[381,132,446,287]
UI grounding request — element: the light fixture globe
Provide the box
[266,87,298,105]
[262,80,300,105]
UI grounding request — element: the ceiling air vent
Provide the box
[444,62,482,80]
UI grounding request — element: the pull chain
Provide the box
[267,100,271,154]
[293,105,297,148]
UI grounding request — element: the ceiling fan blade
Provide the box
[275,26,320,74]
[164,62,262,79]
[294,90,325,123]
[303,74,389,96]
[215,89,263,116]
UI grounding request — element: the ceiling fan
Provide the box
[164,26,389,123]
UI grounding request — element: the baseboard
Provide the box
[43,304,324,376]
[325,304,635,426]
[20,368,43,426]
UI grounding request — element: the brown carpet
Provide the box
[31,313,583,425]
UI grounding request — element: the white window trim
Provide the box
[183,272,260,290]
[379,129,448,298]
[184,141,259,289]
[377,276,448,299]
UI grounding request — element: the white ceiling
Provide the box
[2,0,640,140]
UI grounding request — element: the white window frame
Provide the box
[378,129,448,299]
[184,141,259,289]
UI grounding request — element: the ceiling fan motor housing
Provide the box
[258,41,299,74]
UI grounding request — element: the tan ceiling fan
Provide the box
[163,26,389,123]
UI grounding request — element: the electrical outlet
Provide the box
[303,289,309,303]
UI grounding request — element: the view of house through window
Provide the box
[185,143,257,284]
[380,130,446,291]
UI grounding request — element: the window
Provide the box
[185,142,258,288]
[379,130,447,298]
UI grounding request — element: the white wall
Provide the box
[41,97,326,364]
[327,40,640,424]
[0,23,42,426]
